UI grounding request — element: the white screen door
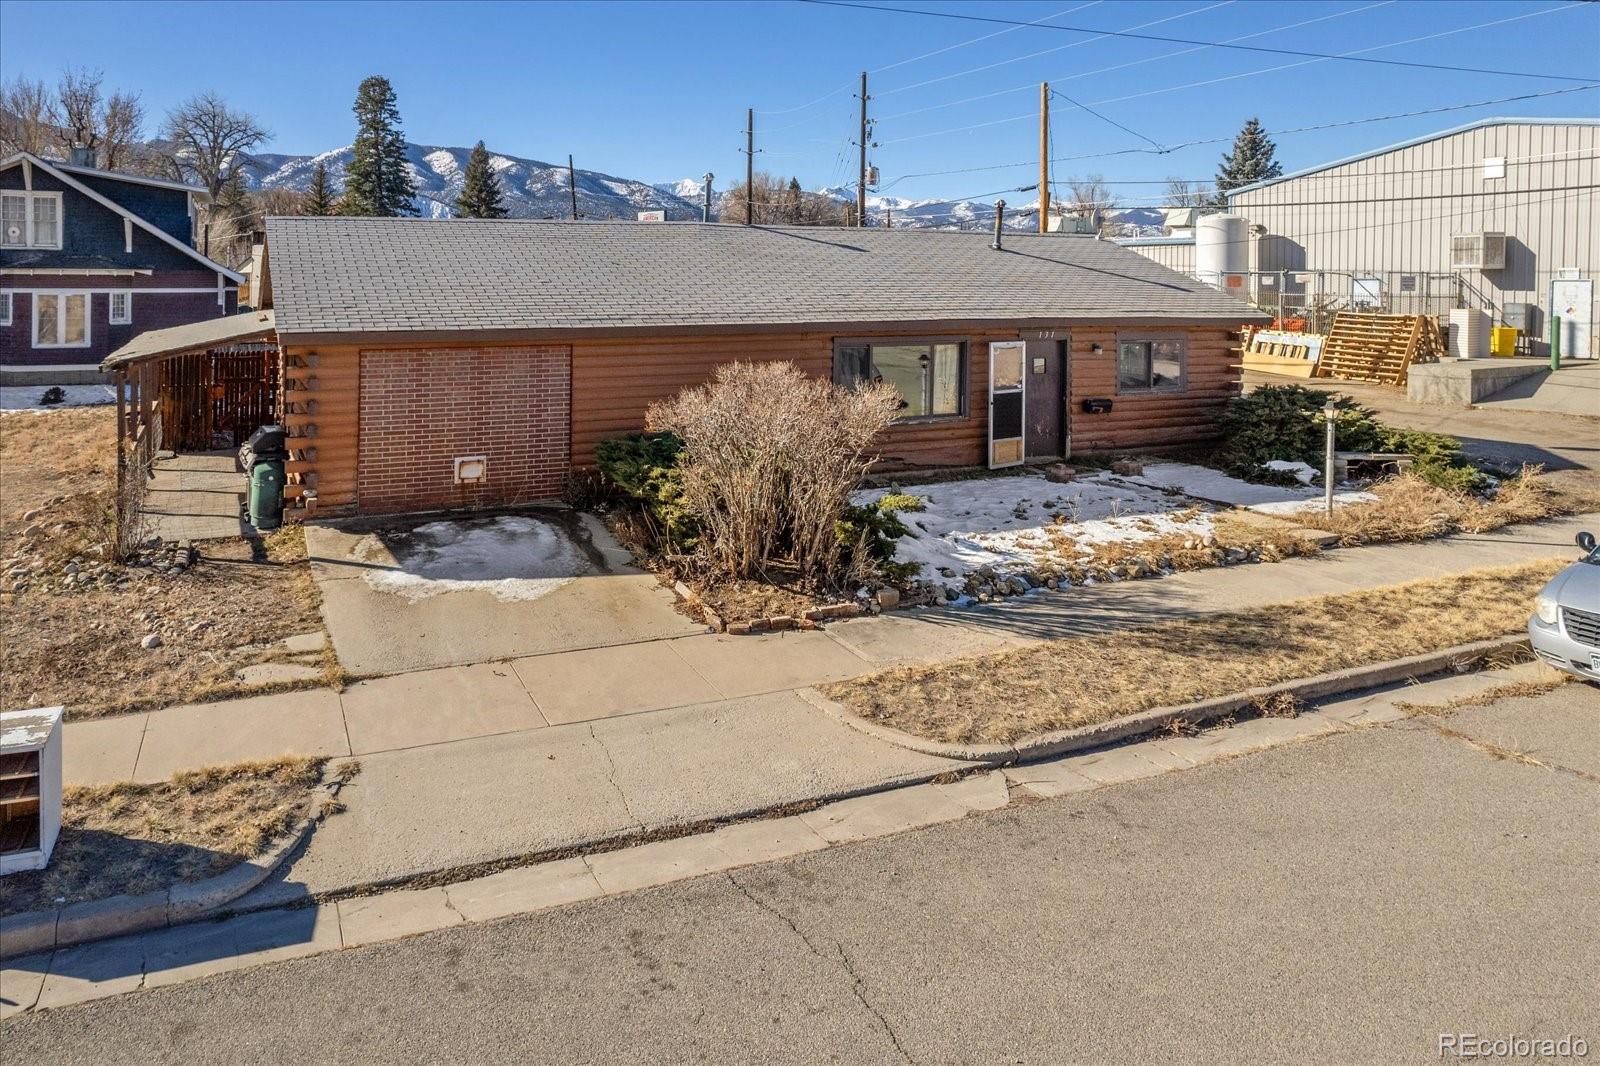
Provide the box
[988,341,1026,468]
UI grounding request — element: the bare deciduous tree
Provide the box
[1163,177,1214,209]
[721,170,853,226]
[162,91,270,199]
[0,76,52,156]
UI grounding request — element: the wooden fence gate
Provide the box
[158,343,280,451]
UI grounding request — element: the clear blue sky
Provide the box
[2,0,1596,205]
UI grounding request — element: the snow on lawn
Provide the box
[355,515,595,603]
[856,462,1373,600]
[1,384,117,411]
[1129,462,1376,514]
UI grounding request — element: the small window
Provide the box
[0,191,63,249]
[0,291,11,326]
[33,292,90,348]
[109,291,132,324]
[1117,338,1186,393]
[833,339,964,419]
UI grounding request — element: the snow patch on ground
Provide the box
[1,384,116,411]
[857,462,1375,600]
[356,515,594,603]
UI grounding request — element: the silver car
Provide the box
[1529,531,1600,682]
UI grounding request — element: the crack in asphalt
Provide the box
[588,724,645,829]
[725,872,916,1065]
[1417,717,1600,785]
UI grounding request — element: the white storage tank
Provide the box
[1195,213,1250,293]
[1448,308,1491,360]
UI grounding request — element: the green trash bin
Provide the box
[248,459,286,531]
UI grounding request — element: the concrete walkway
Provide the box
[2,662,1569,1019]
[51,512,1595,912]
[1477,359,1600,417]
[65,512,1597,789]
[139,453,246,542]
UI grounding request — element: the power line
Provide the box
[1050,88,1163,151]
[874,0,1396,124]
[800,0,1598,82]
[870,1,1103,77]
[877,84,1600,185]
[876,0,1235,99]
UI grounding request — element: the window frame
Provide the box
[0,291,12,327]
[832,336,968,423]
[32,291,92,349]
[109,290,132,325]
[0,191,64,250]
[1113,332,1188,395]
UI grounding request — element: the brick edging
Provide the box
[0,770,348,959]
[797,635,1533,764]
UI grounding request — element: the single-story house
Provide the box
[105,217,1264,517]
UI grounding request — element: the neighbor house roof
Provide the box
[102,310,275,369]
[1225,116,1600,198]
[264,217,1264,342]
[1,152,244,283]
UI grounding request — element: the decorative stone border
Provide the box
[670,578,865,634]
[797,635,1532,764]
[0,768,349,959]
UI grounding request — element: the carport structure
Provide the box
[101,310,280,547]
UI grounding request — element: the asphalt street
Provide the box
[6,683,1597,1065]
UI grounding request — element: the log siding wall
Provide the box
[282,319,1240,516]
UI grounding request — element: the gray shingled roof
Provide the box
[264,217,1262,339]
[102,311,275,369]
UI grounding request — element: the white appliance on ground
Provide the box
[0,706,63,875]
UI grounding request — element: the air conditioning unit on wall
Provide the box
[1450,232,1506,270]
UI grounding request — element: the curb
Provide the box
[0,769,346,960]
[797,635,1532,764]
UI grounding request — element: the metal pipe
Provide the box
[1550,314,1562,370]
[992,200,1005,251]
[1323,399,1338,518]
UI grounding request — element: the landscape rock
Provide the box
[876,588,901,610]
[140,633,163,650]
[1044,463,1078,484]
[1110,460,1145,477]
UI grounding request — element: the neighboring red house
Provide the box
[1,151,243,375]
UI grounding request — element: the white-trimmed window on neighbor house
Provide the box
[109,290,132,325]
[1116,337,1186,393]
[1,191,63,249]
[33,292,90,348]
[0,291,12,327]
[834,339,965,419]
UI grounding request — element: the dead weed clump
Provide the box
[821,559,1564,745]
[1299,467,1589,546]
[0,756,349,916]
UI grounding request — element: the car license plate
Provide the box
[1592,654,1600,672]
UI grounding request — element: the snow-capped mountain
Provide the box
[811,185,1165,232]
[243,143,701,221]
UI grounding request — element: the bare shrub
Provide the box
[1299,466,1580,546]
[646,362,898,585]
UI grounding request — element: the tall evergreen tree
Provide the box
[1215,118,1283,199]
[305,160,336,216]
[341,75,418,217]
[455,140,508,218]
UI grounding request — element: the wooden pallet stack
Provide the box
[1315,312,1433,387]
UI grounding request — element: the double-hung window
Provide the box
[33,292,90,348]
[833,339,965,420]
[0,291,12,327]
[1116,337,1186,393]
[0,191,63,249]
[109,290,132,325]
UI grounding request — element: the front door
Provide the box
[988,341,1025,468]
[1023,335,1065,459]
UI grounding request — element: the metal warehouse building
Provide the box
[1118,118,1598,358]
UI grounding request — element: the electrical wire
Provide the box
[1051,88,1164,151]
[799,0,1598,82]
[870,1,1103,77]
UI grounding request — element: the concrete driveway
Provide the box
[305,508,702,676]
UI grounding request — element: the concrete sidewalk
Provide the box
[64,511,1598,789]
[50,513,1595,915]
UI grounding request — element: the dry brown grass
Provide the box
[2,409,332,717]
[0,757,351,916]
[1396,670,1574,717]
[1298,468,1597,546]
[0,407,116,522]
[821,559,1566,745]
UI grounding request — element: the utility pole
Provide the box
[702,172,714,223]
[568,154,579,220]
[745,108,755,226]
[856,71,869,228]
[1039,83,1050,234]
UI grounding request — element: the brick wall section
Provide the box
[357,346,571,514]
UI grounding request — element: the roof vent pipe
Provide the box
[992,200,1005,251]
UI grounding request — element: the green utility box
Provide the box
[249,460,286,531]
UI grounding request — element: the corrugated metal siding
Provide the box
[1118,241,1197,274]
[1230,121,1597,350]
